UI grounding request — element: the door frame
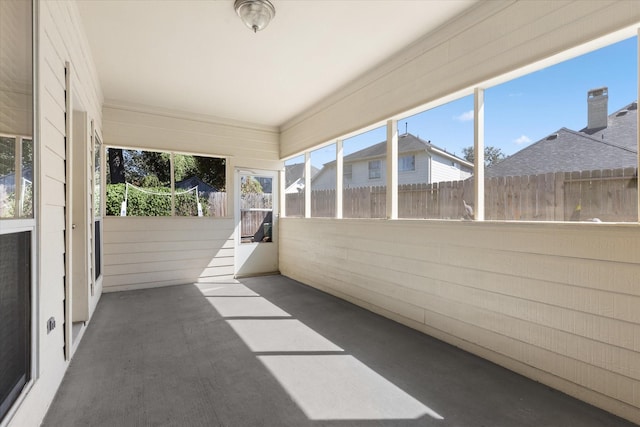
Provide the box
[234,168,279,277]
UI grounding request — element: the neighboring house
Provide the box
[487,87,638,177]
[175,175,217,196]
[311,133,473,190]
[284,162,319,194]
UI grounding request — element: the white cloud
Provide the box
[514,135,531,145]
[454,110,474,122]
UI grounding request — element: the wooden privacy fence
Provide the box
[240,192,273,241]
[285,167,638,221]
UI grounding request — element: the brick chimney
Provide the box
[587,87,608,130]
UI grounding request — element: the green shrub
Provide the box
[106,184,210,216]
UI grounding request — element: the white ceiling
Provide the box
[77,0,477,128]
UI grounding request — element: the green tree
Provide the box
[241,176,263,194]
[462,146,506,167]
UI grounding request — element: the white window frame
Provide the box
[368,160,381,179]
[399,155,415,172]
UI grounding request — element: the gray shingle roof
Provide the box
[486,101,638,177]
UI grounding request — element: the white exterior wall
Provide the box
[8,1,104,426]
[398,152,429,185]
[311,165,337,190]
[431,154,472,183]
[280,219,640,424]
[102,106,280,292]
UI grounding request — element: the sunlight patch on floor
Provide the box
[207,296,291,317]
[201,280,443,421]
[258,355,443,421]
[195,282,258,297]
[227,319,343,353]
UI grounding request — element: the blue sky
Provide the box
[290,36,637,169]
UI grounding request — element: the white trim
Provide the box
[386,120,398,220]
[474,87,484,221]
[64,61,72,361]
[335,140,343,219]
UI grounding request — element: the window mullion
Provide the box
[15,137,23,218]
[170,152,175,216]
[474,87,485,221]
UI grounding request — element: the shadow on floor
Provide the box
[42,275,636,427]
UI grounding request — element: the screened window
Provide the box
[311,144,336,217]
[343,164,353,181]
[485,36,637,222]
[397,96,474,219]
[399,155,415,172]
[343,126,387,219]
[284,156,305,217]
[368,160,381,179]
[106,148,226,217]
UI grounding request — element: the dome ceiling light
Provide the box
[234,0,276,33]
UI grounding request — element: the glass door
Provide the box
[235,170,278,277]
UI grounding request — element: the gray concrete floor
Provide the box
[43,275,636,427]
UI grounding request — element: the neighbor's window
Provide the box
[284,155,306,217]
[399,155,415,172]
[310,143,336,217]
[343,164,353,182]
[368,160,381,179]
[106,148,226,217]
[343,126,387,218]
[397,95,474,219]
[485,36,637,222]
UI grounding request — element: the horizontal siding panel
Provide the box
[42,118,66,159]
[104,229,233,244]
[103,216,236,291]
[42,88,66,137]
[104,265,235,288]
[103,239,234,255]
[104,117,278,160]
[42,176,66,207]
[103,275,235,293]
[103,216,233,232]
[107,257,231,276]
[105,248,233,266]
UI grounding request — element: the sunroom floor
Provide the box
[42,275,635,427]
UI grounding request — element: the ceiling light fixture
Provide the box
[234,0,276,33]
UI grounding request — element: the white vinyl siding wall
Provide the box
[8,1,104,426]
[430,154,472,182]
[103,217,234,292]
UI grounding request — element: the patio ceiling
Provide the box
[76,0,477,128]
